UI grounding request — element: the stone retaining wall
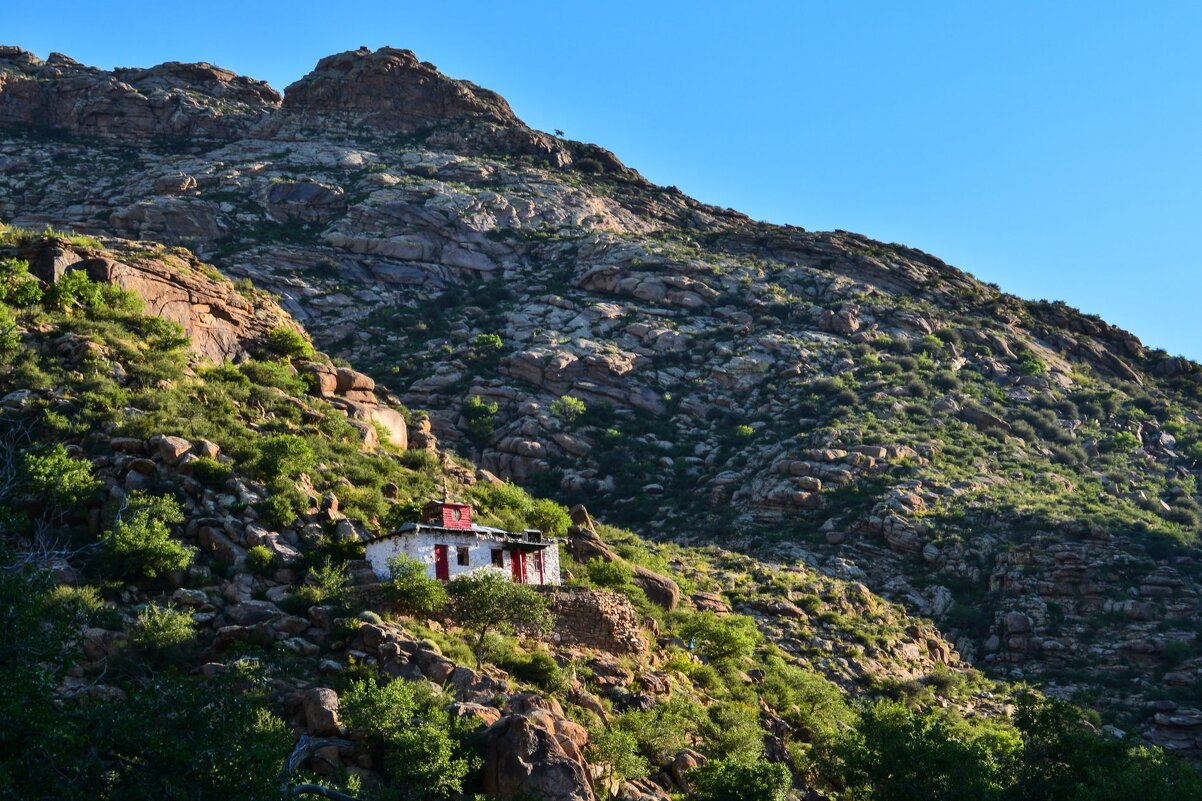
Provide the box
[536,586,646,654]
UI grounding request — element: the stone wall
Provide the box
[537,587,646,654]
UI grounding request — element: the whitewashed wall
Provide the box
[365,531,562,586]
[540,544,562,585]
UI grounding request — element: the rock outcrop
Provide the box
[23,236,294,362]
[0,46,279,141]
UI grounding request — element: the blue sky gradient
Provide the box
[7,1,1200,357]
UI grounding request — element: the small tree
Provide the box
[265,327,314,359]
[383,555,448,617]
[257,434,316,480]
[550,395,586,423]
[22,444,99,510]
[101,491,194,579]
[447,568,552,667]
[676,611,761,663]
[527,498,571,537]
[688,758,792,801]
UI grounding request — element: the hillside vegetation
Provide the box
[1,42,1201,797]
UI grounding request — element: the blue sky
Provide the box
[7,2,1201,358]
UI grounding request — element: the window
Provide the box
[456,546,470,566]
[491,548,504,567]
[451,507,462,521]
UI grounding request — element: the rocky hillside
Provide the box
[2,44,1201,765]
[0,229,1048,801]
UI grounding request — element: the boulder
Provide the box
[482,714,595,801]
[302,687,342,737]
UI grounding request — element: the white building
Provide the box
[365,500,562,585]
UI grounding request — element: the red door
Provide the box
[510,549,526,583]
[434,545,449,581]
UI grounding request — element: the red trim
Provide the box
[434,544,449,581]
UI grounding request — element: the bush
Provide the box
[550,394,586,423]
[260,482,308,528]
[508,649,569,693]
[340,677,479,799]
[190,456,231,487]
[101,491,195,579]
[256,434,315,480]
[245,545,275,576]
[470,332,504,363]
[527,497,571,537]
[383,500,425,530]
[675,611,761,663]
[584,557,634,589]
[382,555,448,617]
[757,657,852,744]
[1018,353,1047,376]
[1105,431,1141,453]
[0,258,43,307]
[589,728,649,781]
[44,584,117,628]
[22,444,99,510]
[0,306,19,355]
[688,758,792,801]
[463,395,499,440]
[265,327,314,359]
[833,701,1014,801]
[291,560,350,610]
[129,603,196,653]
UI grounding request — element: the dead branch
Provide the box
[280,735,360,801]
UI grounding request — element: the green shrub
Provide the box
[551,394,587,423]
[588,728,649,781]
[0,258,43,307]
[528,498,571,537]
[190,456,232,487]
[100,491,194,579]
[509,650,569,693]
[265,327,314,359]
[44,584,118,628]
[675,610,761,663]
[245,545,275,576]
[288,560,350,611]
[1105,431,1141,453]
[22,444,100,510]
[130,604,196,654]
[383,500,425,530]
[733,424,755,440]
[705,701,767,762]
[238,360,307,394]
[757,657,851,744]
[0,305,19,355]
[340,677,479,799]
[463,395,499,440]
[584,557,634,589]
[382,555,448,617]
[256,435,316,480]
[1018,353,1047,376]
[260,480,309,528]
[688,758,792,801]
